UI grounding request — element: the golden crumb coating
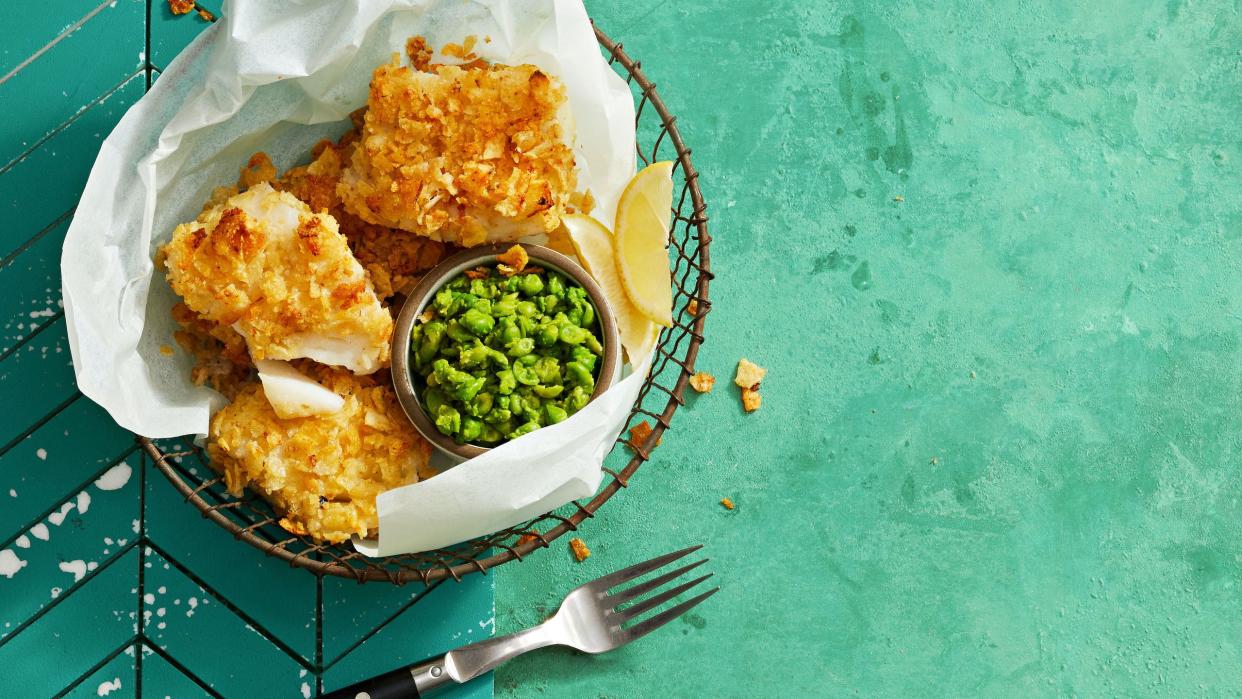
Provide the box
[207,366,431,542]
[338,57,577,247]
[269,140,454,298]
[169,302,253,399]
[162,183,394,374]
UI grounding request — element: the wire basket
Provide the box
[140,24,711,585]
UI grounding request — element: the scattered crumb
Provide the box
[720,497,735,510]
[517,533,540,547]
[969,371,977,379]
[167,0,194,15]
[734,358,766,389]
[686,299,699,316]
[464,267,490,280]
[628,420,661,449]
[197,7,216,21]
[740,387,761,413]
[419,309,436,323]
[893,195,905,202]
[569,538,590,562]
[930,456,940,465]
[497,245,530,276]
[688,372,715,393]
[159,345,175,356]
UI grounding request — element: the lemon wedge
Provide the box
[562,214,660,362]
[614,161,674,327]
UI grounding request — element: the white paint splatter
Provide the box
[59,560,87,582]
[96,678,122,696]
[157,607,166,617]
[30,523,49,541]
[15,535,30,549]
[104,537,113,545]
[35,448,47,461]
[0,550,27,578]
[48,501,75,526]
[187,597,198,617]
[157,621,166,630]
[29,308,56,319]
[50,587,61,599]
[299,669,307,678]
[8,489,15,497]
[131,520,140,534]
[300,682,311,699]
[158,586,166,594]
[95,463,132,491]
[76,491,92,515]
[144,593,155,605]
[87,561,98,571]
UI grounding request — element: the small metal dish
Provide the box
[391,243,621,460]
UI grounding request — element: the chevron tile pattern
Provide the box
[0,3,493,696]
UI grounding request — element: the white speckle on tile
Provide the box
[7,489,15,497]
[117,539,127,546]
[87,561,98,571]
[479,618,494,630]
[95,463,132,491]
[76,491,91,515]
[124,647,135,657]
[299,669,307,678]
[15,536,30,549]
[30,524,49,541]
[157,608,166,617]
[29,308,56,319]
[59,560,87,582]
[97,678,122,696]
[48,501,75,526]
[187,597,198,617]
[35,448,47,461]
[158,586,166,594]
[157,621,166,630]
[300,682,311,698]
[50,587,61,599]
[132,520,140,534]
[144,593,155,604]
[0,550,27,578]
[104,537,114,545]
[173,599,180,605]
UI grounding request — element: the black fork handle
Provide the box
[322,654,453,698]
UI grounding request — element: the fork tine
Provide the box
[589,544,703,591]
[607,558,709,606]
[613,573,713,622]
[620,587,720,643]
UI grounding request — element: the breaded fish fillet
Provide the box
[338,57,577,247]
[162,183,393,374]
[208,366,431,543]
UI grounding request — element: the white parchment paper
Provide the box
[61,0,639,555]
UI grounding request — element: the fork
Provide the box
[323,545,717,698]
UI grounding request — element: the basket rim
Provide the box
[144,23,712,584]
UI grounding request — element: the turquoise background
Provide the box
[3,1,1242,697]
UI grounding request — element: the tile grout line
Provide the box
[322,579,446,671]
[0,205,75,271]
[138,635,225,699]
[0,310,67,365]
[0,392,84,460]
[49,634,141,699]
[0,0,117,86]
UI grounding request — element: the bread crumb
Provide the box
[741,387,761,413]
[569,538,590,562]
[893,195,905,202]
[168,0,194,15]
[159,345,175,356]
[734,358,766,389]
[196,6,215,21]
[517,532,540,547]
[688,372,715,393]
[720,497,735,510]
[686,299,699,316]
[496,245,529,276]
[628,420,661,449]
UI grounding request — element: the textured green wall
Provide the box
[497,1,1242,696]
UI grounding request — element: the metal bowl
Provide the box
[390,243,622,460]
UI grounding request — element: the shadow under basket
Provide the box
[141,24,712,585]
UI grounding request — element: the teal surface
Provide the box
[0,3,491,697]
[495,1,1242,697]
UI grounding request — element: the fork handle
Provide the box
[321,656,442,698]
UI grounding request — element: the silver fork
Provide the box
[323,545,717,698]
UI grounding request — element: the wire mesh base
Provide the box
[144,24,712,585]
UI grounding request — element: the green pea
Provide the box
[481,425,502,443]
[493,293,519,316]
[539,294,559,314]
[533,356,560,384]
[570,345,597,373]
[580,302,595,327]
[496,370,516,394]
[467,392,493,418]
[544,404,568,424]
[516,300,538,317]
[424,387,448,415]
[547,274,565,298]
[566,361,594,390]
[469,279,488,297]
[509,393,525,416]
[583,332,604,355]
[513,355,539,385]
[417,321,446,366]
[509,420,541,439]
[558,324,588,346]
[484,407,512,424]
[496,317,521,344]
[519,274,544,296]
[459,341,490,368]
[535,322,559,347]
[461,307,495,337]
[506,337,535,357]
[533,384,564,398]
[434,405,461,436]
[566,306,583,326]
[566,385,590,411]
[445,320,474,343]
[517,315,536,336]
[460,417,483,442]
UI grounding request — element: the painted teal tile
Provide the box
[0,397,133,538]
[139,644,216,698]
[151,0,221,69]
[0,216,68,356]
[0,453,140,638]
[0,317,77,449]
[0,0,144,166]
[323,575,494,699]
[144,449,318,660]
[320,574,436,662]
[0,73,144,258]
[142,547,311,697]
[0,548,138,697]
[63,643,136,699]
[0,1,103,75]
